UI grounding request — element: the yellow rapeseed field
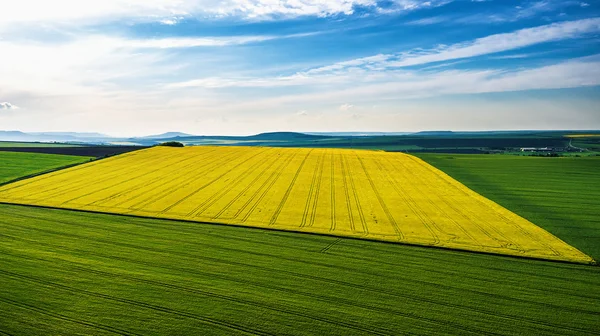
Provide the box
[0,146,592,263]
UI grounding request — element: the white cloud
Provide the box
[0,0,450,27]
[300,18,600,72]
[0,102,19,110]
[339,103,355,111]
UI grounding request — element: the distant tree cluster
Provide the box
[158,141,184,147]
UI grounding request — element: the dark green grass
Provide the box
[416,154,600,261]
[0,151,93,184]
[1,204,599,335]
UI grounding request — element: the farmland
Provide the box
[0,141,82,147]
[416,154,600,261]
[0,151,93,184]
[0,146,592,263]
[1,203,600,335]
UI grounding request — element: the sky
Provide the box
[0,0,599,136]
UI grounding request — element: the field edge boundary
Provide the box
[1,201,596,267]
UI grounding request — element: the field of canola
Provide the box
[0,146,592,263]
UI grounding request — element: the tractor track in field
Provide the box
[0,255,481,336]
[404,155,561,257]
[0,270,272,336]
[355,154,403,240]
[390,155,505,249]
[187,148,275,217]
[212,151,290,220]
[158,148,269,214]
[300,152,321,228]
[4,211,600,291]
[0,150,177,202]
[31,151,179,202]
[25,150,182,201]
[238,151,298,222]
[338,152,355,231]
[0,148,146,193]
[0,253,394,336]
[329,151,336,231]
[371,157,441,245]
[320,238,342,253]
[270,149,313,226]
[4,246,597,336]
[145,150,264,214]
[308,150,326,228]
[301,151,325,228]
[2,224,599,334]
[0,296,139,336]
[123,149,242,210]
[91,148,220,207]
[342,154,368,235]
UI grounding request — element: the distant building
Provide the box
[520,147,553,152]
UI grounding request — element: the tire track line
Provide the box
[0,270,272,336]
[355,154,402,240]
[159,148,270,214]
[308,151,325,228]
[238,151,298,222]
[212,151,290,220]
[3,233,599,333]
[0,296,139,336]
[342,154,367,234]
[187,148,275,217]
[269,149,312,226]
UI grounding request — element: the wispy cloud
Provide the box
[404,15,448,25]
[0,102,19,110]
[457,0,585,24]
[0,0,453,27]
[299,18,600,71]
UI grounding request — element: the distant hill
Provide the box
[137,132,195,139]
[247,132,329,140]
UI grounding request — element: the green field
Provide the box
[0,141,81,147]
[417,154,600,261]
[0,152,93,184]
[1,203,599,335]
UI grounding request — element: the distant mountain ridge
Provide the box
[136,132,195,139]
[2,130,599,146]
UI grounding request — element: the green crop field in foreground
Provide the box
[0,151,93,184]
[1,204,599,335]
[416,155,600,261]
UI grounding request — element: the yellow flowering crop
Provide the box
[0,146,592,263]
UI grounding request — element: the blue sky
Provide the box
[0,0,599,136]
